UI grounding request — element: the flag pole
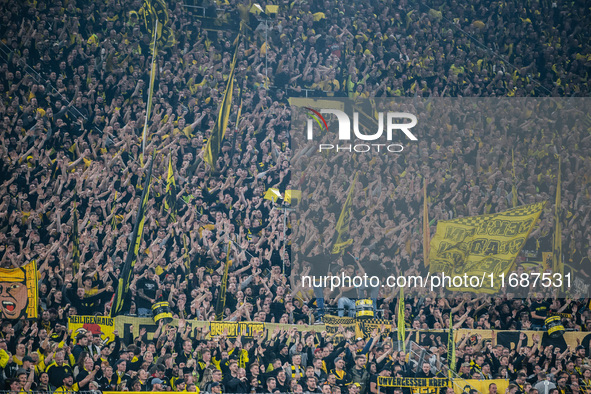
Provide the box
[142,18,158,156]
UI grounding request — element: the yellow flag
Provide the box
[204,33,241,170]
[264,188,281,201]
[553,158,562,288]
[285,190,301,204]
[448,311,455,373]
[141,18,158,155]
[332,173,358,254]
[215,241,232,321]
[164,154,177,218]
[423,179,430,267]
[313,12,326,21]
[110,152,155,317]
[429,202,545,293]
[397,286,405,352]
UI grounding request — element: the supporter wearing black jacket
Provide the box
[415,362,435,378]
[46,350,74,389]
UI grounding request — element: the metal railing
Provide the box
[406,341,483,394]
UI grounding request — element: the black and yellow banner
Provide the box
[109,315,591,353]
[429,202,545,293]
[214,241,232,321]
[356,318,393,339]
[110,153,155,317]
[453,379,509,394]
[69,316,116,345]
[448,312,455,373]
[204,33,241,170]
[0,261,38,319]
[139,0,174,154]
[377,377,449,388]
[323,315,356,335]
[398,287,405,351]
[140,0,175,50]
[553,158,563,288]
[323,315,394,339]
[209,321,265,338]
[332,172,358,254]
[423,178,430,267]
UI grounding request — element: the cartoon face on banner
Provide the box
[0,261,38,319]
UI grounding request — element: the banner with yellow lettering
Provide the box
[356,317,393,339]
[112,315,322,341]
[69,316,116,345]
[209,321,265,338]
[323,315,395,340]
[378,377,449,394]
[323,315,356,335]
[429,202,545,293]
[107,316,591,353]
[378,377,450,388]
[0,261,38,319]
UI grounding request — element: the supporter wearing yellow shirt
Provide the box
[54,373,79,393]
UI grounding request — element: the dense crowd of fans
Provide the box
[0,0,590,392]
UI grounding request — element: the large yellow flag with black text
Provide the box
[332,173,358,254]
[204,33,241,170]
[110,153,155,317]
[428,202,545,293]
[0,261,38,319]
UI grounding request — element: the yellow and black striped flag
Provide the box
[332,172,358,254]
[553,157,562,289]
[110,152,155,317]
[164,154,177,219]
[215,241,232,321]
[72,200,80,274]
[182,233,191,275]
[203,33,241,170]
[397,286,405,352]
[140,0,175,155]
[141,16,159,156]
[423,178,430,267]
[110,191,119,230]
[447,311,455,374]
